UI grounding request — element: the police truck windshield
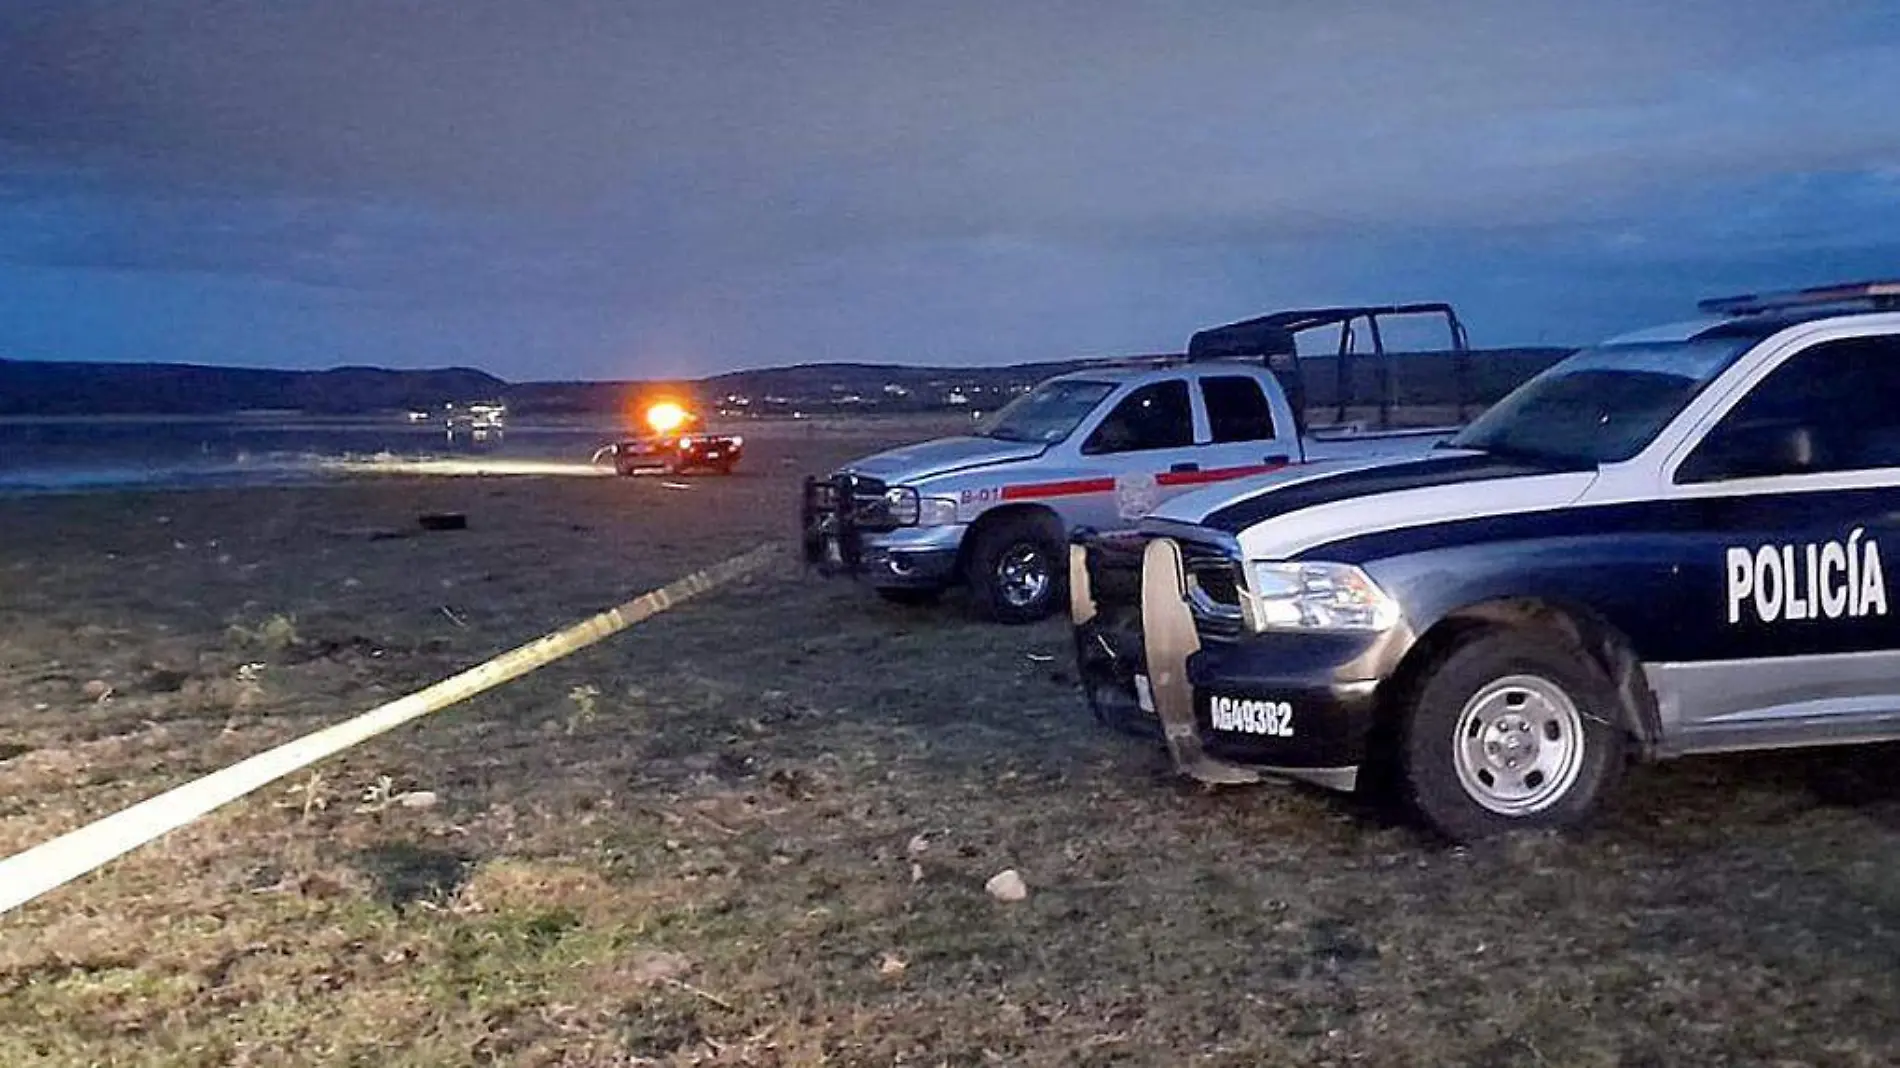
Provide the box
[1447,338,1754,466]
[977,379,1118,443]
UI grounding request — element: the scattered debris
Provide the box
[906,833,931,857]
[661,481,693,490]
[417,512,468,531]
[986,868,1028,902]
[1025,653,1054,662]
[396,790,440,810]
[81,679,113,702]
[356,774,397,813]
[878,953,908,977]
[440,606,468,629]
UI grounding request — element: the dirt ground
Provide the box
[3,423,1900,1067]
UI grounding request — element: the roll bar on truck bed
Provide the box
[1182,302,1474,446]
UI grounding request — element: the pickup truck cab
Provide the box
[801,304,1474,622]
[1071,279,1900,842]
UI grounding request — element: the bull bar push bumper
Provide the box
[1069,536,1264,786]
[800,474,863,575]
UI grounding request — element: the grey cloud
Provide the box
[3,2,1894,234]
[3,1,1900,375]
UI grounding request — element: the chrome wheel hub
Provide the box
[1452,674,1585,816]
[997,544,1051,607]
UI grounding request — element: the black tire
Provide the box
[1397,627,1627,843]
[876,587,942,607]
[964,511,1066,624]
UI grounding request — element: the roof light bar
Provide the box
[1698,279,1900,316]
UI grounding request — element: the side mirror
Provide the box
[1679,420,1822,483]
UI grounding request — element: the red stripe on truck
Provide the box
[1000,477,1115,500]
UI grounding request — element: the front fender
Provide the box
[1362,534,1682,661]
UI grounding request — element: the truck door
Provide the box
[1656,330,1900,751]
[1194,372,1296,486]
[1072,378,1208,526]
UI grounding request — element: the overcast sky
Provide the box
[3,1,1900,380]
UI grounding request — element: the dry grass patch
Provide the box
[8,440,1900,1065]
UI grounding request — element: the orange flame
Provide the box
[644,401,689,433]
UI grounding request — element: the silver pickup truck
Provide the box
[800,303,1482,622]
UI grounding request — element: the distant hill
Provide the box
[0,347,1574,418]
[0,358,506,416]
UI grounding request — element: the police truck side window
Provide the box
[1679,336,1900,482]
[1081,380,1194,454]
[1201,376,1277,443]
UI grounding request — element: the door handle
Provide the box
[1170,462,1199,473]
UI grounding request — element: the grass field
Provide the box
[3,424,1900,1066]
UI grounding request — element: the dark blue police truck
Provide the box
[1070,279,1900,842]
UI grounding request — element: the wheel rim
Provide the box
[996,543,1051,608]
[1451,673,1586,817]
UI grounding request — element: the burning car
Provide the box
[596,399,744,476]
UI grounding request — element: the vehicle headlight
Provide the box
[883,487,960,526]
[883,487,919,525]
[917,496,960,526]
[1241,561,1400,632]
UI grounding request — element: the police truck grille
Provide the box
[830,472,901,530]
[1179,540,1246,640]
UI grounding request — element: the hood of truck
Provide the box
[838,435,1048,484]
[1147,448,1598,560]
[1145,454,1405,528]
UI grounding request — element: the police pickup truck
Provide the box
[1071,279,1900,842]
[801,303,1479,623]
